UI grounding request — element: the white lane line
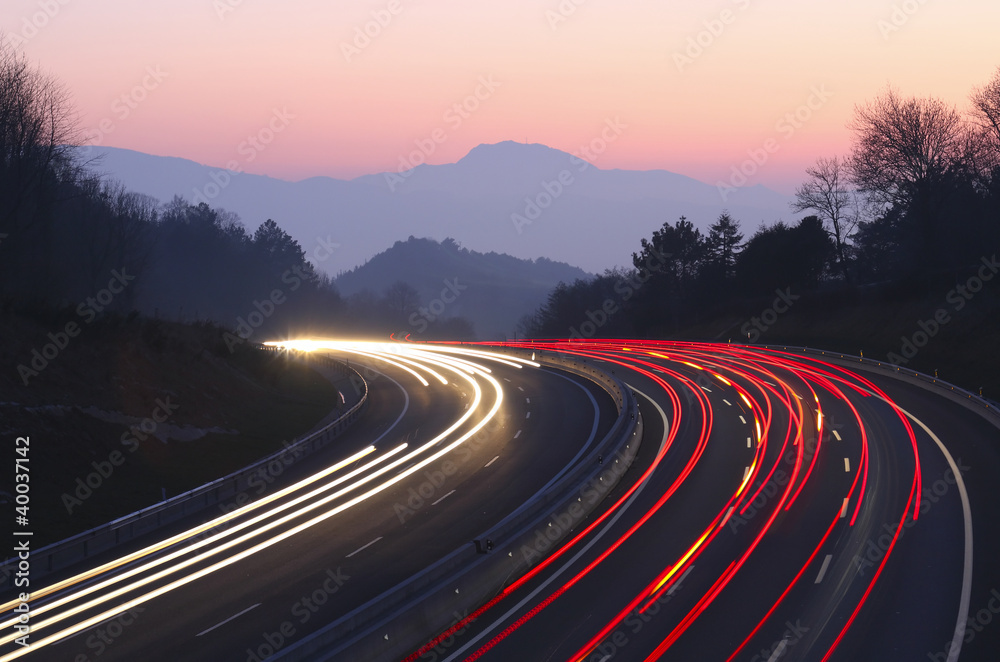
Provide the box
[503,378,510,382]
[723,399,733,406]
[526,411,531,419]
[739,415,747,424]
[668,566,694,595]
[814,554,833,584]
[346,536,383,558]
[484,456,499,468]
[518,386,524,392]
[743,466,750,481]
[840,497,849,518]
[197,603,261,637]
[844,458,851,472]
[767,638,789,662]
[832,430,842,441]
[432,490,455,506]
[894,403,973,662]
[747,437,752,448]
[526,397,530,404]
[513,430,522,439]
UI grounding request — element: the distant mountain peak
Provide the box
[456,140,577,169]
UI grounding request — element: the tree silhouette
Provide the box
[704,211,743,280]
[791,156,858,282]
[848,89,975,270]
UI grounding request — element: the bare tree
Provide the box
[791,156,858,282]
[0,38,77,232]
[971,66,1000,151]
[848,88,974,266]
[849,89,971,206]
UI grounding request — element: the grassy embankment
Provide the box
[670,273,1000,399]
[3,308,342,546]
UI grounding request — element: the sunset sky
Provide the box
[4,0,998,193]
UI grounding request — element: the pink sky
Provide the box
[4,0,998,193]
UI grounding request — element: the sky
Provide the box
[3,0,998,193]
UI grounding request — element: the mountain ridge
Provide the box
[73,141,793,275]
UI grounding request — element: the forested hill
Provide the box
[335,237,591,339]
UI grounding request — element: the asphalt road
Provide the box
[5,341,996,662]
[410,341,996,662]
[0,344,615,662]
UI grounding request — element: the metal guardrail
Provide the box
[754,344,1000,426]
[1,348,368,588]
[276,346,642,661]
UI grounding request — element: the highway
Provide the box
[403,341,999,662]
[3,340,997,661]
[0,343,616,661]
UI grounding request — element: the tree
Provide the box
[704,211,743,280]
[849,89,970,207]
[0,40,79,301]
[0,40,76,231]
[383,281,420,318]
[971,66,1000,153]
[736,217,833,295]
[633,216,704,290]
[632,216,705,331]
[791,156,859,282]
[253,218,309,274]
[849,89,979,269]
